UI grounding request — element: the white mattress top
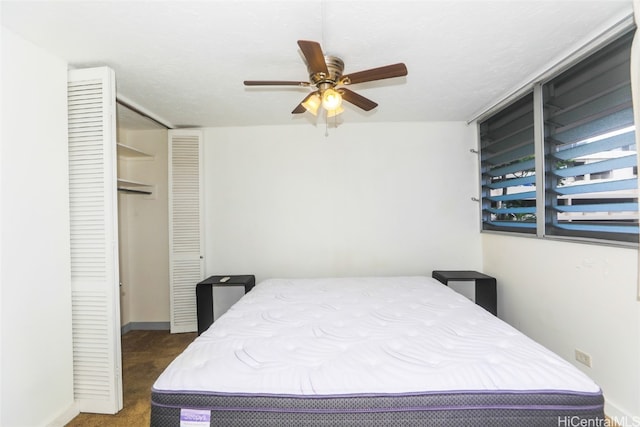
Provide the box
[154,276,600,396]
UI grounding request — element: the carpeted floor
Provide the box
[66,330,197,427]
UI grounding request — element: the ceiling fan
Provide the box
[244,40,408,118]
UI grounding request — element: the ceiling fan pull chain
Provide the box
[325,111,329,137]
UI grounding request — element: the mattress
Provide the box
[151,276,604,426]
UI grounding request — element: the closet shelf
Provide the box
[117,178,150,187]
[117,143,154,196]
[118,187,152,195]
[117,143,153,159]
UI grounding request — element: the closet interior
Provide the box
[116,103,170,332]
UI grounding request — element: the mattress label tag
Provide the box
[180,408,211,427]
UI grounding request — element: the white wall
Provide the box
[203,122,481,281]
[482,233,639,420]
[1,28,77,426]
[118,129,170,325]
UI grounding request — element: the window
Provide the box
[543,33,637,242]
[480,94,536,234]
[479,30,638,244]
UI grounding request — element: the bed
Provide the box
[150,276,604,426]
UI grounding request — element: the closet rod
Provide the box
[116,98,172,129]
[118,188,152,195]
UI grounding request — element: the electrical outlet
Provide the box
[575,349,592,367]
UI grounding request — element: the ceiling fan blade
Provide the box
[292,104,307,114]
[297,40,328,75]
[292,104,306,114]
[339,88,378,111]
[244,80,309,87]
[292,92,315,114]
[341,63,408,85]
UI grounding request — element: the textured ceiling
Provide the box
[1,1,634,129]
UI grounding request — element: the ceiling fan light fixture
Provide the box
[321,88,342,111]
[326,105,344,118]
[301,93,321,115]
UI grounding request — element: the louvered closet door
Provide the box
[169,130,205,333]
[68,67,123,413]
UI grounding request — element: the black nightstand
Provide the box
[432,270,497,316]
[196,275,255,335]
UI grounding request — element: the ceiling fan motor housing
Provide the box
[309,55,345,89]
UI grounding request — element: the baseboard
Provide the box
[46,401,79,427]
[121,321,170,335]
[605,400,638,427]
